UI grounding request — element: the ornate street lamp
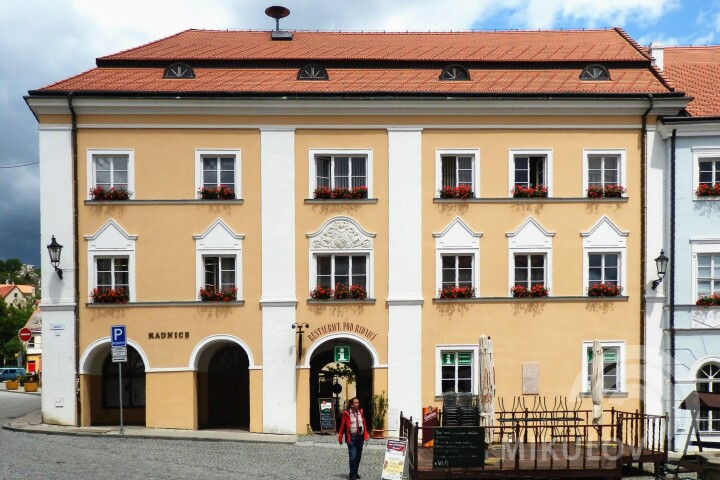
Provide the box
[651,249,669,290]
[47,236,64,279]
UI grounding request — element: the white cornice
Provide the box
[658,121,720,139]
[26,96,688,117]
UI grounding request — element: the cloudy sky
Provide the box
[0,0,717,267]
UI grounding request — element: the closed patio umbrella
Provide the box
[591,340,604,425]
[478,335,495,444]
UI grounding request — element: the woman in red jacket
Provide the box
[338,397,370,480]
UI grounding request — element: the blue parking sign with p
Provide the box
[111,325,126,347]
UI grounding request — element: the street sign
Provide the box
[18,327,32,342]
[334,345,350,363]
[111,325,126,347]
[441,352,456,366]
[112,346,127,363]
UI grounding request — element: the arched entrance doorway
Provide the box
[309,338,373,432]
[201,344,250,428]
[99,346,146,425]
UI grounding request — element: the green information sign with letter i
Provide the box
[334,345,350,363]
[442,352,456,366]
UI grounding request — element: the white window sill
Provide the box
[304,198,378,204]
[433,296,628,303]
[86,300,245,308]
[86,199,244,205]
[579,391,628,398]
[307,298,376,305]
[433,197,628,204]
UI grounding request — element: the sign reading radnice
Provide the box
[148,331,190,340]
[307,322,378,343]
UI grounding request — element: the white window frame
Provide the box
[582,149,627,196]
[434,217,482,294]
[435,149,481,198]
[435,344,479,396]
[581,216,629,294]
[194,219,244,301]
[314,253,369,290]
[696,361,720,432]
[307,216,375,297]
[195,149,242,199]
[581,340,626,393]
[308,149,373,198]
[86,149,134,200]
[202,256,237,291]
[508,149,553,197]
[692,147,720,201]
[512,253,547,289]
[690,239,720,300]
[506,217,554,295]
[85,219,137,302]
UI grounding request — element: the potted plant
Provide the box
[91,288,129,304]
[198,185,235,200]
[6,377,19,390]
[90,185,132,201]
[511,284,549,298]
[309,285,333,299]
[696,293,720,306]
[512,185,548,198]
[199,286,237,302]
[371,391,389,439]
[587,283,622,297]
[438,285,476,299]
[23,374,39,392]
[696,183,720,197]
[438,185,473,199]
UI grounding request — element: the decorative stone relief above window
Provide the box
[307,216,375,251]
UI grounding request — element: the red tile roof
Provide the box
[664,46,720,117]
[35,28,677,96]
[99,29,650,63]
[0,285,17,299]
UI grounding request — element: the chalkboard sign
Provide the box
[319,398,336,433]
[432,427,485,469]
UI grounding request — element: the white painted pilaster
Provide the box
[387,128,423,430]
[39,125,77,426]
[260,128,297,433]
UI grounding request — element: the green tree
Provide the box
[0,299,34,366]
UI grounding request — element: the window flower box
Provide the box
[438,285,476,299]
[512,186,548,198]
[588,283,622,297]
[309,284,367,300]
[199,286,237,302]
[511,284,549,298]
[438,185,473,199]
[696,183,720,197]
[696,293,720,306]
[90,186,131,201]
[198,185,235,200]
[587,185,626,198]
[91,288,129,304]
[313,186,368,200]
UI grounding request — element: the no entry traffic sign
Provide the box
[18,327,32,342]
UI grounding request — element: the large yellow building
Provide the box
[27,26,687,432]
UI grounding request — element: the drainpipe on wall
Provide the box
[67,93,81,427]
[669,128,677,450]
[640,94,654,416]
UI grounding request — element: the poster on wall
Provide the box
[381,437,408,480]
[318,398,336,433]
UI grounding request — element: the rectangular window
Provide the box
[514,155,546,188]
[699,158,720,186]
[441,155,474,189]
[697,254,720,296]
[203,256,236,290]
[585,346,620,391]
[315,155,367,189]
[94,154,129,190]
[96,257,129,292]
[514,254,546,288]
[441,255,473,288]
[588,253,619,286]
[202,156,236,191]
[587,155,620,188]
[316,254,367,288]
[440,350,473,394]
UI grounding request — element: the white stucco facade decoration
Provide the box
[506,217,555,294]
[434,217,483,294]
[194,219,245,301]
[39,126,77,426]
[84,219,138,302]
[387,128,423,431]
[260,128,298,434]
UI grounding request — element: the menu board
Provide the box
[381,438,408,480]
[432,427,485,469]
[319,398,336,433]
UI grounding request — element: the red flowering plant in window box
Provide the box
[90,288,129,304]
[438,285,476,299]
[512,186,548,198]
[349,284,367,300]
[198,185,235,200]
[313,186,368,199]
[696,293,720,306]
[309,285,334,299]
[511,284,549,298]
[696,183,720,197]
[90,186,131,201]
[587,283,622,297]
[587,185,626,198]
[438,185,474,199]
[199,286,237,302]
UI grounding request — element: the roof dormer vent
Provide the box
[266,6,293,41]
